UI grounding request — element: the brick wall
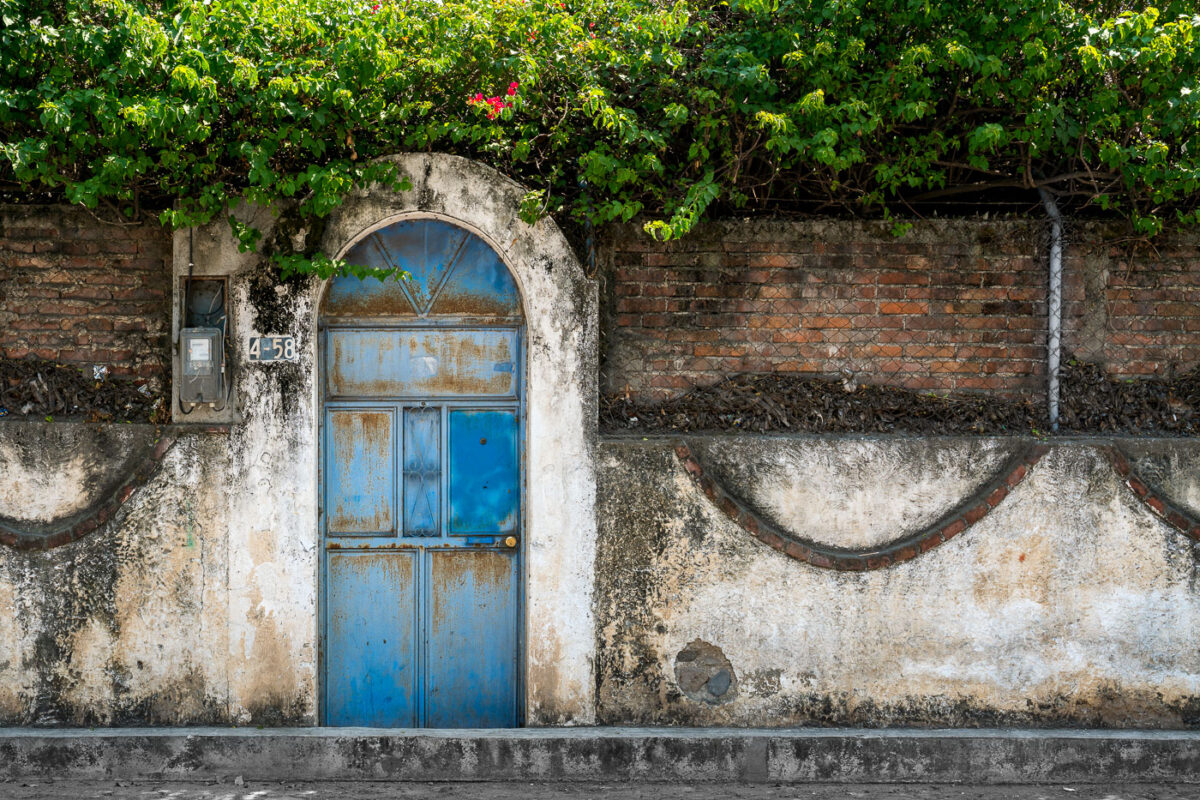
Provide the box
[601,219,1200,401]
[0,206,171,381]
[2,207,1195,403]
[1064,230,1200,379]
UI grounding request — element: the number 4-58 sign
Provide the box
[248,335,297,362]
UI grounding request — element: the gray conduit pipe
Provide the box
[1039,187,1063,432]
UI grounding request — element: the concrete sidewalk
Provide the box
[4,782,1200,800]
[2,727,1200,784]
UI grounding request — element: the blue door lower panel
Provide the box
[325,551,418,726]
[323,546,519,727]
[426,549,520,728]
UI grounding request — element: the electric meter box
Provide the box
[180,327,225,405]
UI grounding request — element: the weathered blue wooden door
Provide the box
[320,219,523,727]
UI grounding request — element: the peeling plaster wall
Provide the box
[0,432,235,725]
[596,436,1200,728]
[0,285,323,726]
[3,157,1198,730]
[0,153,596,727]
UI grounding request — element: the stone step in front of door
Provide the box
[2,727,1200,784]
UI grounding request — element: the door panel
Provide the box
[326,329,519,398]
[402,407,441,536]
[426,549,519,728]
[325,551,418,726]
[448,409,519,535]
[326,409,395,536]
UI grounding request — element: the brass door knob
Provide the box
[504,536,518,548]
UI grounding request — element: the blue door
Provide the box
[320,219,523,727]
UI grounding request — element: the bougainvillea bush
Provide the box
[1,0,1198,275]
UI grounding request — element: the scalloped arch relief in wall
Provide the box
[676,437,1200,571]
[0,422,176,551]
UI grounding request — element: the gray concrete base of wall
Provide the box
[2,728,1200,784]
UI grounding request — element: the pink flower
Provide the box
[469,90,514,120]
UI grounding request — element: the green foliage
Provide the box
[1,0,1198,276]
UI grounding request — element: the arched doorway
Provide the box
[319,218,524,727]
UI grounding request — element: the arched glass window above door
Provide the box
[322,219,522,323]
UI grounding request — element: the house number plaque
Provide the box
[248,336,297,362]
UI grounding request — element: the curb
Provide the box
[2,727,1200,783]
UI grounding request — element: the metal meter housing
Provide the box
[180,327,225,405]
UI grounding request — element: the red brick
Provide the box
[1126,477,1150,498]
[36,302,89,316]
[1004,464,1028,488]
[963,504,989,525]
[784,541,811,561]
[879,271,929,285]
[1166,511,1191,531]
[61,286,113,300]
[986,485,1009,508]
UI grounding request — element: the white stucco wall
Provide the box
[595,436,1200,727]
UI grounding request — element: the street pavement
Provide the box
[2,782,1199,800]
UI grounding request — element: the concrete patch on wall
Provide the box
[595,436,1200,727]
[675,639,738,705]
